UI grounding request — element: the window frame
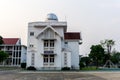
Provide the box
[30,32,34,36]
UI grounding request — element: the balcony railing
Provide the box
[44,51,54,54]
[44,47,55,54]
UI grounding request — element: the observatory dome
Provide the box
[46,13,58,21]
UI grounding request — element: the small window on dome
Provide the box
[30,32,34,36]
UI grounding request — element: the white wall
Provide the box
[21,46,27,63]
[54,36,62,69]
[27,21,66,70]
[67,41,80,69]
[61,51,71,68]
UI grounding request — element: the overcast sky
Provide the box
[0,0,120,56]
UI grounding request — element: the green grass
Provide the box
[0,66,21,70]
[81,66,98,71]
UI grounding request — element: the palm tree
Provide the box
[101,39,115,68]
[101,39,115,56]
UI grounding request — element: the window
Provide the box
[44,40,49,47]
[16,59,18,65]
[64,53,67,66]
[13,59,15,65]
[30,44,34,47]
[43,55,55,63]
[65,42,68,44]
[44,40,54,47]
[65,42,68,47]
[31,53,35,65]
[30,32,34,36]
[18,59,21,64]
[50,40,54,47]
[43,55,48,63]
[44,40,55,54]
[50,55,54,63]
[13,52,15,57]
[19,51,21,57]
[16,52,18,57]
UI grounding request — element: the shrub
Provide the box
[21,63,26,68]
[80,62,85,70]
[27,66,36,70]
[61,67,70,70]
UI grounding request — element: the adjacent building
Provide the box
[0,38,27,66]
[27,13,82,70]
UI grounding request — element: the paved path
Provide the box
[87,71,120,80]
[0,71,105,80]
[0,71,120,80]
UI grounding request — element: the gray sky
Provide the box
[0,0,120,56]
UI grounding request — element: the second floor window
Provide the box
[44,40,54,48]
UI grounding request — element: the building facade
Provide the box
[0,38,27,66]
[27,13,82,70]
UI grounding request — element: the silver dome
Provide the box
[46,13,58,21]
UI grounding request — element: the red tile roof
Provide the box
[64,32,81,40]
[2,38,19,45]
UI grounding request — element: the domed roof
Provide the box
[46,13,58,21]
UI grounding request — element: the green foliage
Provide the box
[80,57,91,66]
[89,45,105,67]
[81,66,97,70]
[27,66,36,70]
[0,51,9,62]
[61,67,70,70]
[0,36,4,44]
[79,62,85,70]
[101,39,115,54]
[111,52,120,64]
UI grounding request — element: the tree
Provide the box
[111,52,120,64]
[89,45,105,68]
[100,39,115,68]
[0,36,4,44]
[101,39,115,57]
[80,57,91,68]
[0,36,8,62]
[0,51,8,62]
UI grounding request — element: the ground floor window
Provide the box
[43,55,49,63]
[64,53,67,66]
[50,55,54,63]
[31,53,35,66]
[43,55,55,64]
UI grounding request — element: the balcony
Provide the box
[42,51,56,55]
[44,51,54,54]
[41,50,56,55]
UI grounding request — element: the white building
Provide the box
[0,38,27,66]
[27,13,82,70]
